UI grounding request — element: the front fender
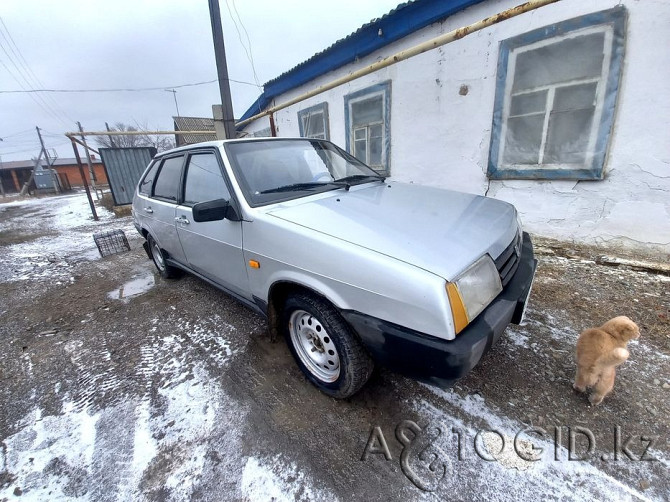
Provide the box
[264,269,352,311]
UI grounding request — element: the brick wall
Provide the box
[53,164,108,187]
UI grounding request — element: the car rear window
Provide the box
[139,161,159,195]
[152,156,184,201]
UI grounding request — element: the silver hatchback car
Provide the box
[133,138,536,398]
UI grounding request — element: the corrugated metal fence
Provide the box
[99,147,157,205]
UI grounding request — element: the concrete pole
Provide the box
[19,147,44,196]
[77,121,99,200]
[0,154,5,197]
[0,155,7,198]
[208,0,236,139]
[0,137,4,196]
[36,126,60,194]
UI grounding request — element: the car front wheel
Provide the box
[282,293,374,398]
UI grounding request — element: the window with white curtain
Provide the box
[344,81,391,174]
[488,8,626,180]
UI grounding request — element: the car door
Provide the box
[174,150,250,298]
[147,154,188,265]
[134,159,160,232]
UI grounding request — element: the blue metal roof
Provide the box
[238,0,486,127]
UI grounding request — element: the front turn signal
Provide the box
[446,282,469,335]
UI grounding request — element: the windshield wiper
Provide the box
[259,175,384,195]
[332,174,386,190]
[259,182,337,194]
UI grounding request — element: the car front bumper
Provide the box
[341,232,537,387]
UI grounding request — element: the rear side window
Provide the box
[152,156,184,201]
[139,161,159,195]
[183,152,231,205]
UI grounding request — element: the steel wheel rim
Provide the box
[289,309,340,382]
[151,240,166,271]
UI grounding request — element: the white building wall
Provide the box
[242,0,670,256]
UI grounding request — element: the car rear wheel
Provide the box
[147,234,181,279]
[282,292,373,398]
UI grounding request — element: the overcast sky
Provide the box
[0,0,402,161]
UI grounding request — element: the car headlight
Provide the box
[516,211,523,235]
[446,255,502,334]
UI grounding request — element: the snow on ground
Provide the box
[412,388,658,501]
[1,305,330,500]
[0,192,136,283]
[511,305,669,384]
[404,300,670,501]
[0,405,100,499]
[0,320,246,501]
[241,455,338,502]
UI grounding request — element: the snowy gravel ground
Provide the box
[0,193,668,501]
[0,193,136,284]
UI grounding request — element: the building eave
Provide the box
[237,0,486,128]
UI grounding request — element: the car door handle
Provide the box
[175,216,190,224]
[143,207,153,213]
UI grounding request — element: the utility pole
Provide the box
[19,145,44,197]
[36,126,60,194]
[165,89,180,117]
[69,138,98,221]
[77,121,99,200]
[0,138,5,197]
[208,0,236,139]
[0,154,5,198]
[105,122,116,147]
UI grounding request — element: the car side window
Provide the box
[139,161,159,195]
[183,152,231,205]
[152,156,184,201]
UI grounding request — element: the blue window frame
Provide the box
[488,7,626,180]
[298,102,329,140]
[344,81,391,174]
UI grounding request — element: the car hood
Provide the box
[267,182,518,280]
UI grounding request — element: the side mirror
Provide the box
[192,198,230,222]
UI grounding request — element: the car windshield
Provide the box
[224,139,384,207]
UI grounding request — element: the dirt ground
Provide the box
[0,192,668,501]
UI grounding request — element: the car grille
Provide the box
[494,231,522,288]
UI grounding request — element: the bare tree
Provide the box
[96,122,175,152]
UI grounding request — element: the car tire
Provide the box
[282,292,374,398]
[147,234,181,279]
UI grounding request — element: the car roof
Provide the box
[154,136,313,158]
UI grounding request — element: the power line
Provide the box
[232,0,262,89]
[0,146,41,156]
[0,77,260,94]
[0,16,75,124]
[0,40,70,126]
[0,138,44,146]
[0,56,67,126]
[225,0,262,90]
[0,139,70,156]
[0,128,35,138]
